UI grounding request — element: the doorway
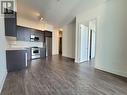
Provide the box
[78,19,97,63]
[88,19,97,60]
[79,24,89,62]
[89,29,93,60]
[59,37,62,55]
[59,31,62,55]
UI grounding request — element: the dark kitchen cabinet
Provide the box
[24,28,31,41]
[17,26,25,41]
[30,29,44,42]
[40,48,46,58]
[44,31,52,37]
[17,26,31,41]
[45,37,52,56]
[4,10,17,37]
[26,48,31,60]
[6,50,27,72]
[17,26,44,42]
[36,31,44,42]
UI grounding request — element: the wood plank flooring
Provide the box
[1,55,127,95]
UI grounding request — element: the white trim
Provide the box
[0,71,7,94]
[95,65,127,78]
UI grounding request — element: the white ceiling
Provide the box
[17,0,104,27]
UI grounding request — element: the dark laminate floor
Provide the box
[1,55,127,95]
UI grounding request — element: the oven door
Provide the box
[31,48,40,56]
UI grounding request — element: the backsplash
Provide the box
[6,36,43,50]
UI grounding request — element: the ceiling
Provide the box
[17,0,104,27]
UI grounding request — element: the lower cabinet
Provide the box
[6,48,46,72]
[6,50,27,72]
[26,48,31,61]
[40,48,46,58]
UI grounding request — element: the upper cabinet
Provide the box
[4,9,17,37]
[34,30,45,42]
[17,26,44,42]
[17,26,31,41]
[44,31,52,37]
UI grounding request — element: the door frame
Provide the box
[78,24,89,63]
[88,18,97,61]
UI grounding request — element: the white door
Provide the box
[79,24,89,62]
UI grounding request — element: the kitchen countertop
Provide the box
[6,45,29,51]
[6,47,45,51]
[6,48,27,51]
[6,45,44,51]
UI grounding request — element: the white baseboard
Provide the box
[0,71,7,94]
[95,65,127,78]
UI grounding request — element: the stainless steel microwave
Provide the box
[30,35,39,41]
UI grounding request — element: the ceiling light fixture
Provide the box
[40,17,44,22]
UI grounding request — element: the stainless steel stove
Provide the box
[31,47,40,59]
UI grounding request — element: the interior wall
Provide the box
[0,16,7,93]
[52,29,59,55]
[62,20,76,59]
[76,0,127,77]
[0,0,16,93]
[17,16,44,31]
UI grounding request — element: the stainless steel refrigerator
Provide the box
[45,37,52,56]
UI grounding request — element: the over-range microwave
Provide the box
[30,35,40,42]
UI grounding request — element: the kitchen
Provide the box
[5,9,53,72]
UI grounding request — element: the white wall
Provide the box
[52,29,59,55]
[17,16,44,31]
[17,15,54,31]
[0,0,16,93]
[0,15,7,93]
[62,20,76,59]
[76,0,127,77]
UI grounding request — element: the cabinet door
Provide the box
[6,50,27,72]
[41,32,44,42]
[17,26,26,41]
[17,26,31,41]
[45,31,52,37]
[17,26,44,42]
[40,48,46,58]
[26,48,31,60]
[5,12,17,37]
[38,31,44,42]
[45,37,52,56]
[24,28,31,42]
[33,30,44,42]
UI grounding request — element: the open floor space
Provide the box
[1,56,127,95]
